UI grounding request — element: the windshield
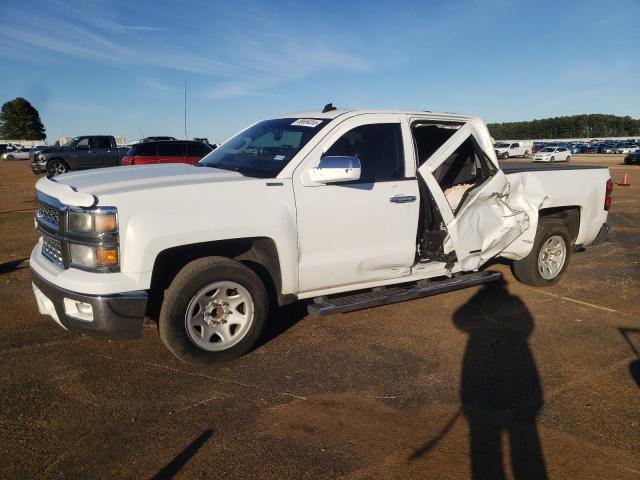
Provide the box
[198,118,328,178]
[61,137,80,147]
[496,143,510,148]
[540,147,555,152]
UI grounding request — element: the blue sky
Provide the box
[1,0,638,143]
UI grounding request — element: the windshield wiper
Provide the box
[199,163,247,176]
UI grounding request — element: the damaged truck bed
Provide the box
[30,108,613,363]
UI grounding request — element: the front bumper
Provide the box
[31,269,148,340]
[31,161,47,174]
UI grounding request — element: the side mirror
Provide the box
[309,156,361,184]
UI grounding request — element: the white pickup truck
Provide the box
[30,108,612,363]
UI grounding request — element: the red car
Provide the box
[121,140,213,166]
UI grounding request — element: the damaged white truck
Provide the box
[30,108,612,363]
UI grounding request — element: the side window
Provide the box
[323,123,404,182]
[512,143,520,148]
[130,143,157,156]
[91,137,111,149]
[411,121,463,166]
[158,142,185,157]
[76,138,90,149]
[187,142,212,157]
[432,135,497,211]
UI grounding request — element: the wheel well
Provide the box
[539,206,580,243]
[146,237,284,321]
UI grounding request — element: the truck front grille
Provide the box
[42,234,64,267]
[36,202,62,229]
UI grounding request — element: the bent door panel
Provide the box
[417,123,529,270]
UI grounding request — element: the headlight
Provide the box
[68,210,118,233]
[69,243,119,269]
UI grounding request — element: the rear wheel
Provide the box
[47,160,68,176]
[523,150,530,157]
[512,218,571,286]
[5,155,14,160]
[159,256,268,364]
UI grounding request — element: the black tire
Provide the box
[550,156,555,163]
[502,152,509,159]
[523,150,530,157]
[512,218,572,287]
[159,256,268,364]
[47,160,68,176]
[5,155,14,160]
[566,155,571,162]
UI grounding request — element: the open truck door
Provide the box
[415,121,529,271]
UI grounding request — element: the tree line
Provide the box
[488,114,640,140]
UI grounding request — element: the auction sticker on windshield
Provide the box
[291,119,323,128]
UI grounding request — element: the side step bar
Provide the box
[307,271,502,318]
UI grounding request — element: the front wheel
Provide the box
[5,155,14,160]
[566,155,571,162]
[550,156,555,163]
[47,160,68,176]
[502,152,509,159]
[159,256,268,364]
[512,218,571,286]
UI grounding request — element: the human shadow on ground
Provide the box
[410,279,547,480]
[455,280,547,480]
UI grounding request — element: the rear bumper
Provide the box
[591,223,610,245]
[31,269,148,340]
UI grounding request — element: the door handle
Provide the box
[390,195,417,203]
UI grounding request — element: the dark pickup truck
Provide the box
[30,136,128,176]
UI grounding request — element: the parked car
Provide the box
[616,144,639,154]
[120,140,212,166]
[0,144,17,154]
[30,136,128,176]
[494,140,533,159]
[533,146,571,162]
[2,147,32,160]
[29,108,612,364]
[140,136,178,143]
[598,144,615,154]
[624,151,640,164]
[569,145,587,154]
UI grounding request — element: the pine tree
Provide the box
[0,97,46,140]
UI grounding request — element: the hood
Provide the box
[43,164,249,205]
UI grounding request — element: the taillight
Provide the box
[604,178,613,211]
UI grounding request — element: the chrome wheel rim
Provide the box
[184,281,254,352]
[537,235,566,280]
[49,162,66,175]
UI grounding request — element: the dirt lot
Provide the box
[1,155,638,479]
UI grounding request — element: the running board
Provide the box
[307,271,502,318]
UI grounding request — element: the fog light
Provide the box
[63,298,94,322]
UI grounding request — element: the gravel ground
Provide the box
[0,155,638,479]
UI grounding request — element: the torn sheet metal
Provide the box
[443,178,531,271]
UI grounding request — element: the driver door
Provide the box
[293,115,419,294]
[417,122,529,271]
